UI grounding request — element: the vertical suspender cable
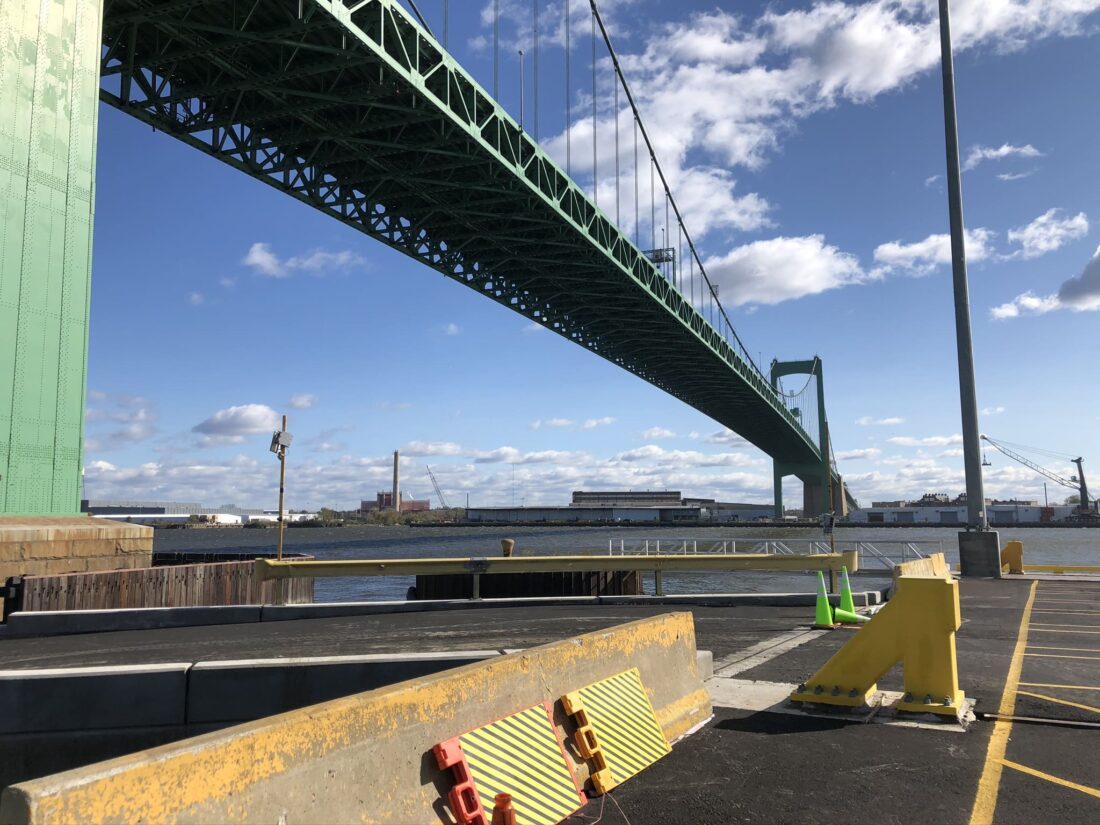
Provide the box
[590,0,765,379]
[533,0,539,141]
[493,0,500,98]
[650,157,655,250]
[591,8,597,205]
[633,116,639,246]
[443,0,449,47]
[614,77,620,225]
[565,1,571,176]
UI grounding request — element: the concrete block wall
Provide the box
[0,517,153,582]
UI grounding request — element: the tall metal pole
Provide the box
[938,0,986,531]
[277,415,287,561]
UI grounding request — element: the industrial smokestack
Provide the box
[392,450,401,513]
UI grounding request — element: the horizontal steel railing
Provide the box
[255,551,859,602]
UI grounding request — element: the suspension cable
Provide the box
[633,115,639,246]
[614,75,620,224]
[589,0,767,380]
[404,0,434,35]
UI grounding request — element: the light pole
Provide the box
[937,0,1000,576]
[269,416,293,561]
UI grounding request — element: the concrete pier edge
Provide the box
[0,589,887,639]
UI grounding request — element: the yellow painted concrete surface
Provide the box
[0,612,710,825]
[891,552,950,585]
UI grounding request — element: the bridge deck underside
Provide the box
[99,0,819,467]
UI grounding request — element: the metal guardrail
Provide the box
[254,552,859,601]
[608,537,941,571]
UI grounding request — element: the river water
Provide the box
[153,525,1100,602]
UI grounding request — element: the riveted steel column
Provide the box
[0,0,102,514]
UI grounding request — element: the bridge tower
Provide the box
[1,0,102,514]
[771,358,846,520]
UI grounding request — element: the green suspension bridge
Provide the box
[1,0,851,516]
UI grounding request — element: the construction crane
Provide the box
[425,465,450,510]
[980,435,1093,518]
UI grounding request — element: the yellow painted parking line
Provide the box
[1016,690,1100,716]
[969,581,1038,825]
[1031,625,1100,634]
[1019,682,1100,692]
[997,760,1100,799]
[1028,646,1100,653]
[1024,653,1100,661]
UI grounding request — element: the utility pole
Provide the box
[937,0,999,576]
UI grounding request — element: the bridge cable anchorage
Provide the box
[589,0,772,385]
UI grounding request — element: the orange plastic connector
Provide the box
[562,691,613,794]
[433,738,488,825]
[490,793,517,825]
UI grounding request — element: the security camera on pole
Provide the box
[269,416,293,561]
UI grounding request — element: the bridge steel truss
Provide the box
[97,0,822,468]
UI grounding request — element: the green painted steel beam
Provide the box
[1,0,101,514]
[96,0,823,466]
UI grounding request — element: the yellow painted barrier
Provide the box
[891,552,949,585]
[790,575,965,717]
[1001,541,1024,575]
[0,613,710,825]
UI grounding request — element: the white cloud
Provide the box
[530,418,574,429]
[939,448,965,457]
[192,404,280,446]
[243,243,365,278]
[402,440,464,457]
[642,427,677,440]
[855,416,905,427]
[873,228,995,275]
[582,417,616,429]
[288,393,317,410]
[981,406,1006,416]
[188,292,204,306]
[705,429,748,447]
[836,448,881,461]
[444,323,461,336]
[997,170,1036,182]
[924,174,941,188]
[219,277,237,288]
[85,394,158,452]
[888,434,964,447]
[1006,208,1089,259]
[243,243,286,277]
[962,143,1043,172]
[991,244,1100,318]
[523,322,545,333]
[705,235,869,306]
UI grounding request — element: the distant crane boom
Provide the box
[426,465,450,510]
[981,435,1090,512]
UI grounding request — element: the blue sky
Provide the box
[84,0,1100,510]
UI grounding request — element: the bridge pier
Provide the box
[1,0,102,514]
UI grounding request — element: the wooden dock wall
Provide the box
[9,559,314,613]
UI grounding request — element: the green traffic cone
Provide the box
[834,606,869,624]
[813,571,835,628]
[839,566,856,616]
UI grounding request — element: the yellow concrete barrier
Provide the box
[891,552,949,584]
[791,574,965,718]
[1000,540,1024,574]
[0,613,709,825]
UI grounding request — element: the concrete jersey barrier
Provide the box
[0,612,710,825]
